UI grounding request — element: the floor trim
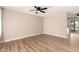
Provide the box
[0,33,67,43]
[0,33,43,43]
[44,33,67,39]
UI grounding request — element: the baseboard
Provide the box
[43,33,67,39]
[0,33,67,43]
[0,33,43,43]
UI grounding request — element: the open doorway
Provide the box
[70,20,79,40]
[67,12,79,40]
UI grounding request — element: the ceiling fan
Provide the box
[76,13,79,16]
[30,6,47,14]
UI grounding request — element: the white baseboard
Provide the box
[0,33,43,43]
[44,33,67,39]
[0,33,67,43]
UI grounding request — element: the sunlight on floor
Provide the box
[70,33,79,47]
[71,33,79,39]
[67,28,79,47]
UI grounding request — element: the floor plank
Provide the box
[0,34,79,52]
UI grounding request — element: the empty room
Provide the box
[0,6,79,52]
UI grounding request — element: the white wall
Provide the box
[2,8,68,41]
[3,9,43,41]
[0,8,2,40]
[44,11,67,38]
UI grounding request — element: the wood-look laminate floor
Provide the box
[0,34,79,52]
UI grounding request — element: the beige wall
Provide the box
[3,9,43,41]
[2,8,68,41]
[44,11,67,38]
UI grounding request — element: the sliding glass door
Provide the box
[70,20,79,34]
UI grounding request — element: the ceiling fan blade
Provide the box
[76,13,79,16]
[34,6,38,9]
[41,8,47,10]
[40,10,45,13]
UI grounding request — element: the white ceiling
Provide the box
[3,6,79,17]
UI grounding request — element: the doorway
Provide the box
[67,12,79,40]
